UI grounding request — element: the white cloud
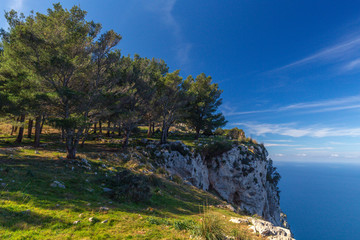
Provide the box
[264,143,300,147]
[343,58,360,71]
[295,147,333,150]
[271,35,360,72]
[296,153,307,157]
[237,122,360,138]
[9,0,24,11]
[275,153,284,157]
[330,154,339,157]
[224,95,360,116]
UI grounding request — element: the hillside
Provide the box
[0,124,292,239]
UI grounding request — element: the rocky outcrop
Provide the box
[230,217,294,240]
[155,141,285,228]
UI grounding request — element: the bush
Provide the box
[213,128,225,136]
[106,169,151,202]
[173,219,197,231]
[198,140,233,161]
[226,127,245,140]
[170,141,190,156]
[172,174,183,184]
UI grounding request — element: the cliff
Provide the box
[149,140,292,236]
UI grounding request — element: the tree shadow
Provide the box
[0,207,69,231]
[0,146,225,221]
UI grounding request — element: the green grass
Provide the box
[0,123,263,239]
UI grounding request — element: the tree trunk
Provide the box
[152,122,155,136]
[107,121,111,137]
[15,114,25,143]
[40,115,45,134]
[195,128,200,140]
[160,121,168,144]
[12,116,20,135]
[61,127,65,142]
[93,123,97,134]
[147,120,152,138]
[27,119,33,138]
[66,145,77,159]
[34,115,41,148]
[65,130,79,159]
[123,129,131,148]
[99,121,102,134]
[118,124,122,136]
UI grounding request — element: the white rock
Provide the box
[50,180,65,189]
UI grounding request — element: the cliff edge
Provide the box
[149,140,293,238]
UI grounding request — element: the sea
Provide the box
[275,161,360,240]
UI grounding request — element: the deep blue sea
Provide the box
[275,161,360,240]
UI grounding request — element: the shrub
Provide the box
[226,127,245,140]
[147,217,171,226]
[170,141,190,156]
[213,128,225,136]
[172,174,183,184]
[173,219,197,231]
[266,159,281,186]
[198,140,233,161]
[106,169,151,202]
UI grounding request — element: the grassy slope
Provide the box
[0,123,264,240]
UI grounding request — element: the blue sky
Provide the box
[2,0,360,163]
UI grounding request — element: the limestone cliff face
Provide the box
[157,141,283,227]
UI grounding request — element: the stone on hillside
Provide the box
[216,204,235,212]
[22,209,31,214]
[249,218,294,240]
[229,217,250,224]
[50,180,65,189]
[100,206,109,211]
[101,219,108,224]
[88,217,98,223]
[103,187,113,193]
[73,220,81,225]
[146,144,156,149]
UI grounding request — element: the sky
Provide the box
[2,0,360,163]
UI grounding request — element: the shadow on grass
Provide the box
[0,140,224,221]
[0,207,70,231]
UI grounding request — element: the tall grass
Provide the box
[196,204,226,240]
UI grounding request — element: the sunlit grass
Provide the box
[0,122,263,239]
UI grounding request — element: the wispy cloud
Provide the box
[343,58,360,71]
[9,0,25,11]
[271,35,360,72]
[237,122,360,138]
[295,147,333,150]
[143,0,191,65]
[0,0,26,29]
[264,143,300,147]
[223,95,360,116]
